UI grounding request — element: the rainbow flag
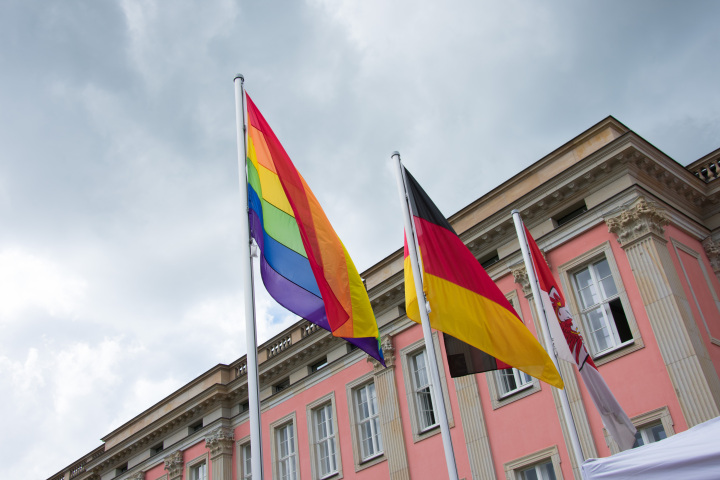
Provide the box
[402,166,562,387]
[245,94,384,364]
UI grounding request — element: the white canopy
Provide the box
[581,416,720,479]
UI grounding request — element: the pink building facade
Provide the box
[49,117,720,480]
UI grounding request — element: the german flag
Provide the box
[402,167,562,387]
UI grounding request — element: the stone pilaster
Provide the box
[163,450,183,480]
[606,197,720,426]
[206,426,234,480]
[702,236,720,283]
[453,375,496,480]
[368,335,410,480]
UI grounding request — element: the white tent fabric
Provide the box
[581,416,720,479]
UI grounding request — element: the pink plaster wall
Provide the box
[183,441,210,479]
[144,462,167,480]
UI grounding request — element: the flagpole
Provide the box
[393,152,460,480]
[511,210,586,472]
[234,74,264,480]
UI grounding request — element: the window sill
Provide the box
[592,339,644,366]
[498,382,534,400]
[354,452,386,473]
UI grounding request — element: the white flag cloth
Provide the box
[524,225,637,451]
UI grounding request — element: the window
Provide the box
[150,442,164,456]
[190,462,208,480]
[273,377,290,394]
[604,406,675,454]
[114,463,128,476]
[409,350,438,431]
[519,460,557,480]
[188,420,203,434]
[480,251,500,269]
[487,290,542,408]
[241,443,252,479]
[270,415,299,480]
[555,202,587,227]
[236,437,253,480]
[559,242,642,365]
[355,382,383,460]
[572,257,632,356]
[310,357,328,374]
[307,393,343,479]
[312,403,338,478]
[632,422,667,448]
[400,334,454,441]
[504,446,563,480]
[346,375,385,472]
[497,368,533,397]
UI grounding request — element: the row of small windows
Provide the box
[237,348,435,480]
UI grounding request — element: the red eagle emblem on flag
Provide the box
[547,286,595,370]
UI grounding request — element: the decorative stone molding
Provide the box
[368,335,396,371]
[163,450,183,479]
[605,197,669,246]
[702,237,720,276]
[511,265,532,297]
[129,472,145,480]
[205,426,234,457]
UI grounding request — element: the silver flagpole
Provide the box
[233,74,264,480]
[393,152,460,480]
[511,210,586,473]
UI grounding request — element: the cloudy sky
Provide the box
[1,1,719,478]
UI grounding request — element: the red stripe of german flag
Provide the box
[403,167,562,388]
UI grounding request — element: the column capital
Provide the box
[205,426,234,457]
[702,236,720,275]
[163,450,183,478]
[605,197,669,247]
[368,335,396,372]
[511,264,532,297]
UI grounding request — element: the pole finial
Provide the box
[511,209,520,214]
[392,151,401,158]
[234,73,245,82]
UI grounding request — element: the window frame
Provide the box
[306,392,343,480]
[345,373,386,473]
[504,445,564,480]
[487,290,542,408]
[185,453,209,480]
[236,435,252,480]
[400,333,454,443]
[269,412,300,480]
[558,241,643,365]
